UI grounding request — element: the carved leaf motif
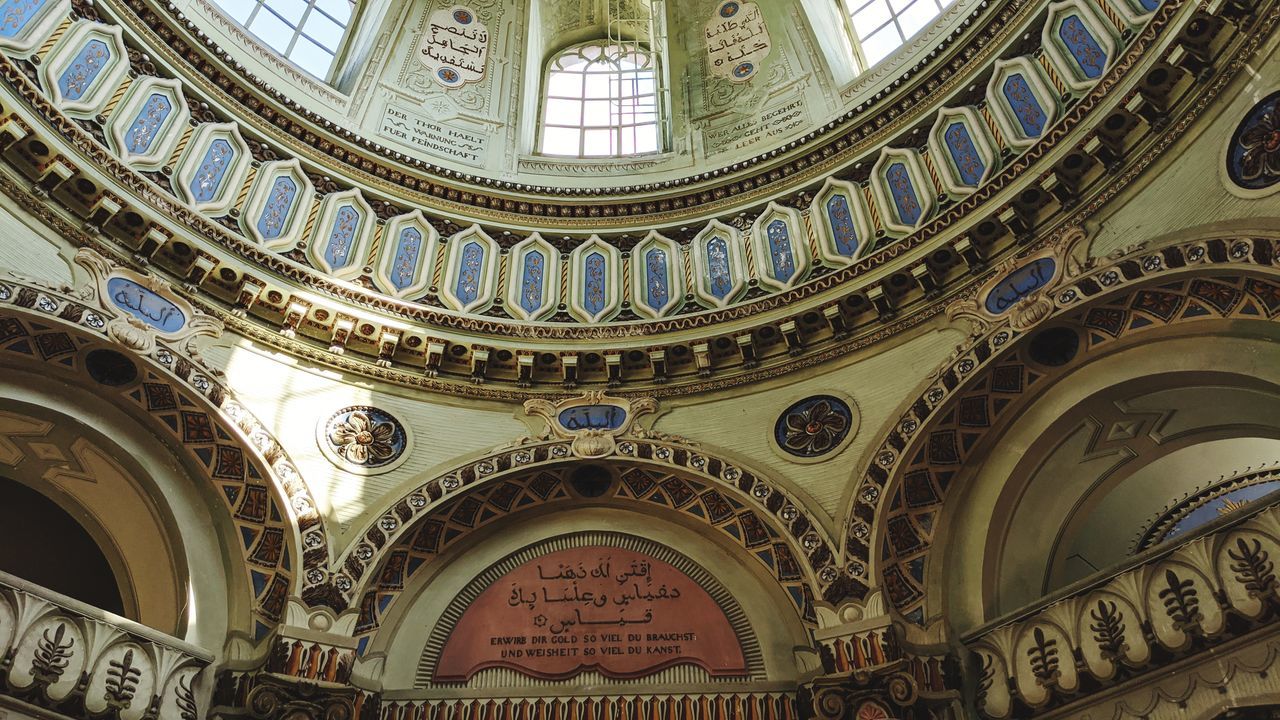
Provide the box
[1088,599,1128,662]
[104,647,141,707]
[31,622,75,685]
[175,674,198,720]
[1227,537,1279,600]
[1157,568,1204,635]
[1025,626,1059,686]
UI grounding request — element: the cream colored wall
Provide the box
[1088,34,1280,259]
[0,194,74,286]
[207,340,529,542]
[646,323,966,523]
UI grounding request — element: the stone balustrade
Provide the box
[0,571,212,720]
[967,494,1280,718]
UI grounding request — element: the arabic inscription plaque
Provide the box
[433,545,747,681]
[705,0,771,82]
[416,5,489,88]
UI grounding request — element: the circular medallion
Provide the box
[437,67,461,85]
[1226,90,1280,190]
[320,406,409,473]
[732,61,755,79]
[855,701,891,720]
[775,395,854,458]
[719,1,740,17]
[452,8,473,23]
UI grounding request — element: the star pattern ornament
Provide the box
[775,396,855,457]
[323,407,407,469]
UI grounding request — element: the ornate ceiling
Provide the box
[0,0,1259,397]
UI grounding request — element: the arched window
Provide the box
[841,0,956,69]
[539,42,661,158]
[208,0,354,78]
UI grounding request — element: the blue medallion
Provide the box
[644,248,670,311]
[324,205,362,270]
[58,38,110,102]
[255,176,297,242]
[705,235,734,300]
[123,93,172,156]
[189,138,235,204]
[824,194,859,257]
[774,395,854,457]
[453,241,485,305]
[520,250,545,314]
[1226,90,1280,191]
[1002,73,1048,138]
[1138,0,1159,10]
[1058,15,1106,80]
[583,251,607,316]
[886,162,922,226]
[944,122,986,187]
[765,219,796,283]
[558,405,627,431]
[0,0,48,39]
[390,227,423,291]
[106,276,185,333]
[984,257,1057,314]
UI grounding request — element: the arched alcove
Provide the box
[0,476,126,617]
[352,461,817,713]
[940,327,1280,631]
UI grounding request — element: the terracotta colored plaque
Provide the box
[433,545,747,681]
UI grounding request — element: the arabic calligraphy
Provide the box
[416,5,489,88]
[557,404,626,432]
[433,545,747,681]
[705,0,771,82]
[983,257,1057,315]
[106,276,185,333]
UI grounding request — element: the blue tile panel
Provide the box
[58,38,109,102]
[765,219,796,283]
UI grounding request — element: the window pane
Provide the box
[898,0,940,36]
[541,126,580,155]
[889,0,915,16]
[635,125,658,153]
[582,100,612,127]
[544,98,581,125]
[303,10,344,50]
[583,73,611,99]
[248,10,293,53]
[582,129,613,156]
[264,0,305,25]
[860,25,902,64]
[313,0,350,23]
[212,0,255,24]
[546,71,582,97]
[852,0,893,38]
[288,36,334,75]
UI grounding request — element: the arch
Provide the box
[537,40,662,157]
[0,274,330,638]
[835,232,1280,624]
[338,452,840,653]
[352,468,817,694]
